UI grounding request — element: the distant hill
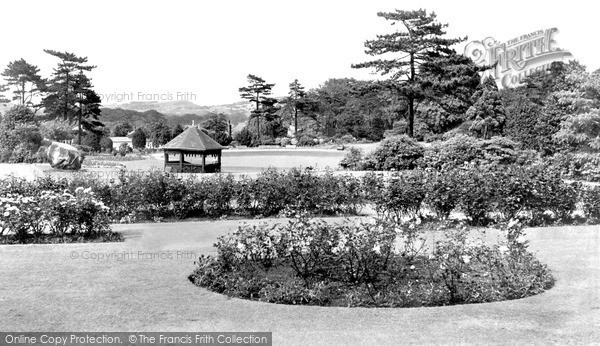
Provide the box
[99,107,247,131]
[102,100,253,125]
[100,108,168,128]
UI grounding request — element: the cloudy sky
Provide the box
[1,0,598,105]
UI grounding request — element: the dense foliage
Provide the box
[344,134,538,171]
[361,135,424,170]
[3,163,597,228]
[0,105,44,163]
[0,184,121,243]
[189,215,554,307]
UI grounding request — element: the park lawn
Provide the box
[0,219,598,345]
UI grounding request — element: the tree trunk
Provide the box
[64,71,69,122]
[255,92,261,141]
[408,97,414,138]
[408,52,415,138]
[294,105,298,137]
[78,101,82,145]
[21,81,25,105]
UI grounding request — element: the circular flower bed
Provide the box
[189,215,554,307]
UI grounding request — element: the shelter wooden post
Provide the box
[202,153,206,173]
[179,152,183,171]
[164,152,167,169]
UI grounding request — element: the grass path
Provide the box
[0,219,599,345]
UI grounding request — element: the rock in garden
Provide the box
[45,141,84,170]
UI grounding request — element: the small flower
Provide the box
[516,236,527,244]
[372,244,381,254]
[498,245,509,254]
[410,265,415,270]
[461,255,471,264]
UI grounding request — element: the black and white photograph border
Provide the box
[0,1,599,345]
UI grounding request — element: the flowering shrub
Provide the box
[0,186,120,244]
[0,163,594,228]
[362,135,424,171]
[189,215,554,307]
[372,170,427,221]
[544,152,600,182]
[582,186,600,223]
[95,168,365,221]
[424,170,461,219]
[339,147,364,170]
[427,219,553,304]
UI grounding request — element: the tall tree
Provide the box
[112,122,133,136]
[203,113,229,133]
[418,50,485,132]
[145,122,172,146]
[72,71,103,143]
[131,128,147,149]
[42,50,102,144]
[352,9,465,137]
[466,77,505,139]
[286,79,306,137]
[238,74,275,140]
[171,123,184,138]
[1,59,44,111]
[552,62,600,151]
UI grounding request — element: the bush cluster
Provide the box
[3,163,592,227]
[543,152,600,182]
[349,135,539,171]
[365,166,581,226]
[582,186,600,224]
[0,182,120,244]
[421,135,538,170]
[60,168,365,222]
[189,215,554,307]
[362,135,424,170]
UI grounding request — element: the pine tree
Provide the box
[352,9,465,137]
[1,59,44,110]
[131,129,147,149]
[466,77,505,139]
[286,79,306,137]
[42,50,102,144]
[238,74,275,140]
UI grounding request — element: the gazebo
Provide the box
[161,126,224,173]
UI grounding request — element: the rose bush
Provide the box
[189,215,554,307]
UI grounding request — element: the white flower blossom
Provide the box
[372,244,381,254]
[508,219,519,228]
[461,255,471,264]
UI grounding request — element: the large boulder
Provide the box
[45,140,84,170]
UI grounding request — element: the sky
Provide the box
[1,0,598,106]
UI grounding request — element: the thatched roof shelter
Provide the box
[161,126,224,173]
